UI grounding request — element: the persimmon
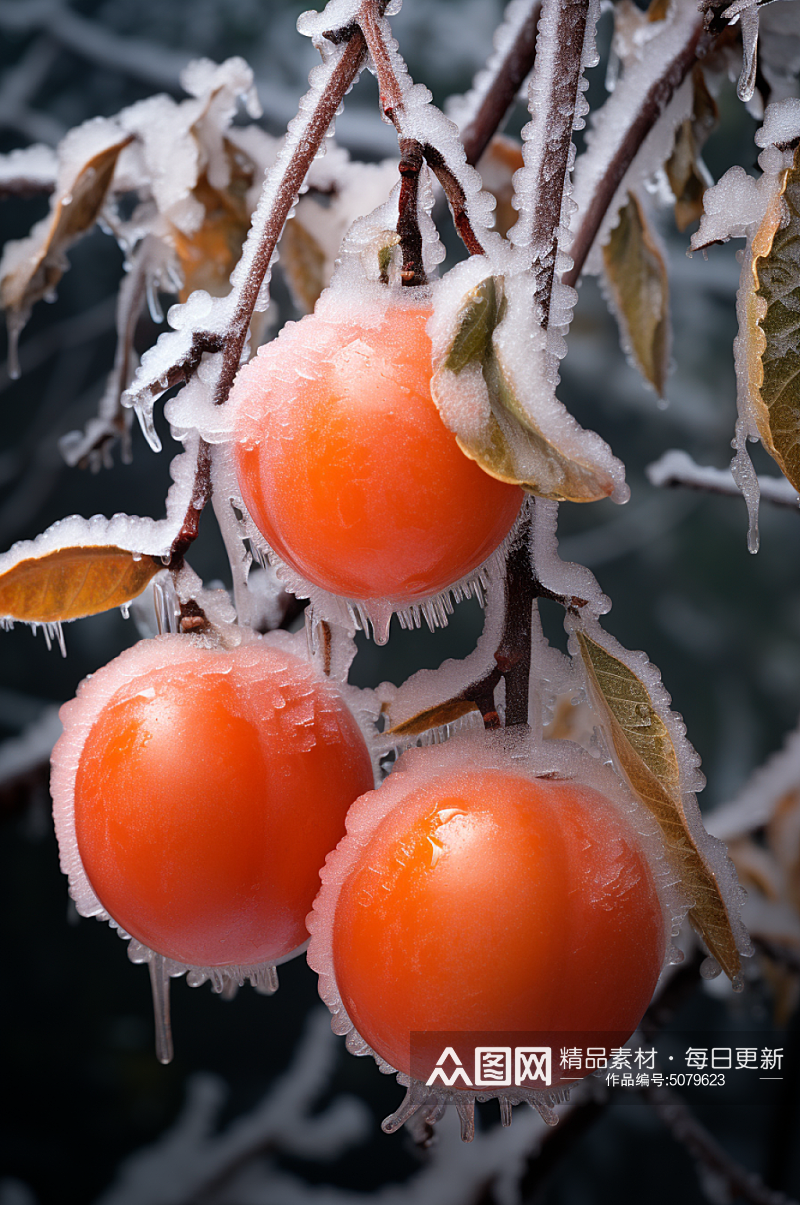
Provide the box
[51,635,374,971]
[309,742,667,1094]
[229,292,523,604]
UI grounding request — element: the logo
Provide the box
[425,1045,552,1088]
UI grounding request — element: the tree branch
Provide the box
[564,16,709,289]
[397,138,426,286]
[214,26,368,405]
[461,1,541,168]
[646,450,800,510]
[645,1083,800,1205]
[511,0,593,323]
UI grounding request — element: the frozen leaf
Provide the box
[576,629,744,982]
[280,216,329,313]
[0,545,161,623]
[746,144,800,492]
[432,272,622,502]
[0,123,132,332]
[602,191,670,396]
[665,66,717,232]
[388,698,482,738]
[173,161,252,301]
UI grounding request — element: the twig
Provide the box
[397,138,426,286]
[646,450,800,510]
[645,1083,800,1205]
[356,0,491,258]
[461,1,541,167]
[213,23,368,406]
[564,16,709,288]
[510,0,593,323]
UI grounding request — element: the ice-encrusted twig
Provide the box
[705,717,800,842]
[510,0,597,324]
[647,449,800,510]
[124,13,369,424]
[457,0,542,167]
[565,2,710,288]
[645,1084,799,1205]
[355,0,501,258]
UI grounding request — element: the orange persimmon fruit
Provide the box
[229,295,523,603]
[309,751,666,1089]
[51,636,374,970]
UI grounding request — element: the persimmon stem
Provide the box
[397,138,427,286]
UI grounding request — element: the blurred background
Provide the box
[1,1,799,1202]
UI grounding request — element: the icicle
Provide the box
[455,1098,476,1142]
[148,954,174,1065]
[700,954,722,981]
[6,311,23,380]
[153,574,180,634]
[499,1097,513,1127]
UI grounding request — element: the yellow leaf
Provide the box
[602,192,670,396]
[434,278,618,502]
[0,546,162,623]
[0,134,132,320]
[388,698,481,738]
[576,630,743,982]
[747,145,800,493]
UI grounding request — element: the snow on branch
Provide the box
[565,0,709,287]
[509,0,598,325]
[646,449,800,509]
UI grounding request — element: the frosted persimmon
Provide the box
[309,748,667,1091]
[229,294,523,603]
[51,635,374,971]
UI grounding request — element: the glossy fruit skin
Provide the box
[230,297,523,602]
[56,637,374,969]
[328,767,665,1083]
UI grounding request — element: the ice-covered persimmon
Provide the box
[51,636,374,971]
[229,294,523,603]
[309,750,667,1089]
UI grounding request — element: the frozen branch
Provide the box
[647,450,800,510]
[645,1084,799,1205]
[565,7,709,287]
[459,0,541,167]
[510,0,595,322]
[355,0,498,257]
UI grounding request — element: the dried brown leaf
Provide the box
[279,217,328,313]
[173,162,252,302]
[747,145,800,492]
[388,698,481,738]
[0,133,132,322]
[602,192,670,396]
[0,545,161,623]
[576,630,743,982]
[666,67,717,232]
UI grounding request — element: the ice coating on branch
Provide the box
[568,0,699,273]
[307,726,687,1130]
[510,0,600,259]
[690,99,800,552]
[0,143,57,191]
[706,716,800,842]
[446,0,538,133]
